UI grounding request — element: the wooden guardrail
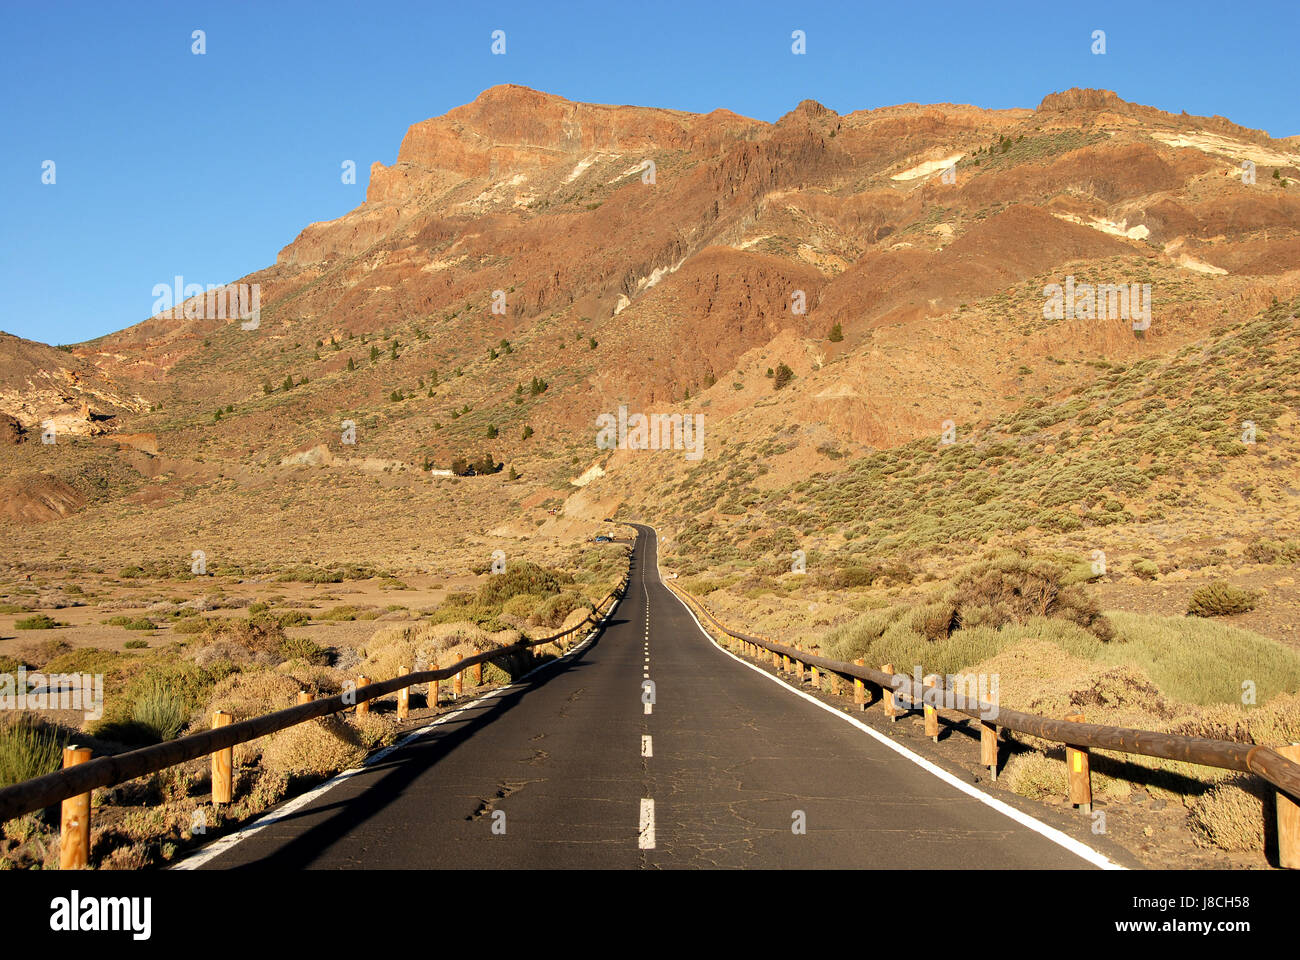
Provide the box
[666,579,1300,867]
[0,566,630,864]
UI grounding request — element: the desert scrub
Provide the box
[14,614,62,630]
[104,616,156,630]
[1131,558,1159,580]
[1187,775,1268,851]
[1186,581,1257,617]
[0,714,69,787]
[279,634,330,666]
[261,714,393,778]
[92,662,223,745]
[529,591,589,628]
[128,678,189,741]
[359,621,520,684]
[1002,750,1130,803]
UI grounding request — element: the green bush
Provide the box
[0,716,69,787]
[15,614,61,630]
[105,616,156,630]
[129,679,190,741]
[773,362,794,390]
[280,635,330,665]
[1187,581,1257,617]
[1132,559,1160,580]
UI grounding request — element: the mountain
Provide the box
[1,84,1298,578]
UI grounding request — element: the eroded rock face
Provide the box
[0,413,24,444]
[0,474,84,523]
[28,84,1300,471]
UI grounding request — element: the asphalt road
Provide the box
[190,524,1107,869]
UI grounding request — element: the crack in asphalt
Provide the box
[466,778,544,821]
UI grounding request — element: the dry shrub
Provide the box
[99,842,152,870]
[261,716,367,778]
[351,712,396,751]
[1187,581,1257,617]
[951,554,1113,640]
[1246,691,1300,746]
[1003,752,1068,799]
[200,671,302,766]
[189,616,289,668]
[360,621,520,682]
[1188,775,1268,851]
[529,591,589,628]
[1002,748,1130,802]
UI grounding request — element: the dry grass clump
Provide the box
[0,713,68,787]
[1101,612,1300,705]
[359,621,520,683]
[261,716,369,778]
[1188,775,1268,851]
[1002,751,1131,802]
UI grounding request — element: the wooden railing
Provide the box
[0,567,630,866]
[665,579,1300,867]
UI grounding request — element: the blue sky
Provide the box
[2,0,1294,345]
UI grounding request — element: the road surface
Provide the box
[189,524,1114,869]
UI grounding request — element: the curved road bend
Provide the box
[187,524,1117,869]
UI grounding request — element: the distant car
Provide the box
[594,535,612,543]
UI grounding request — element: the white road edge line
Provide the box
[639,521,1123,872]
[173,584,627,870]
[639,798,656,849]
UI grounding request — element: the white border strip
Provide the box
[640,522,1123,871]
[174,589,626,870]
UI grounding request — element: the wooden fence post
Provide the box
[211,711,233,804]
[397,666,409,721]
[853,658,866,709]
[980,689,1000,779]
[924,674,940,742]
[453,668,463,699]
[1276,743,1300,869]
[882,664,899,721]
[59,745,91,870]
[429,666,440,710]
[356,677,371,716]
[1065,713,1092,814]
[297,690,314,705]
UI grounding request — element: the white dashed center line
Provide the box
[639,798,656,849]
[641,735,653,757]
